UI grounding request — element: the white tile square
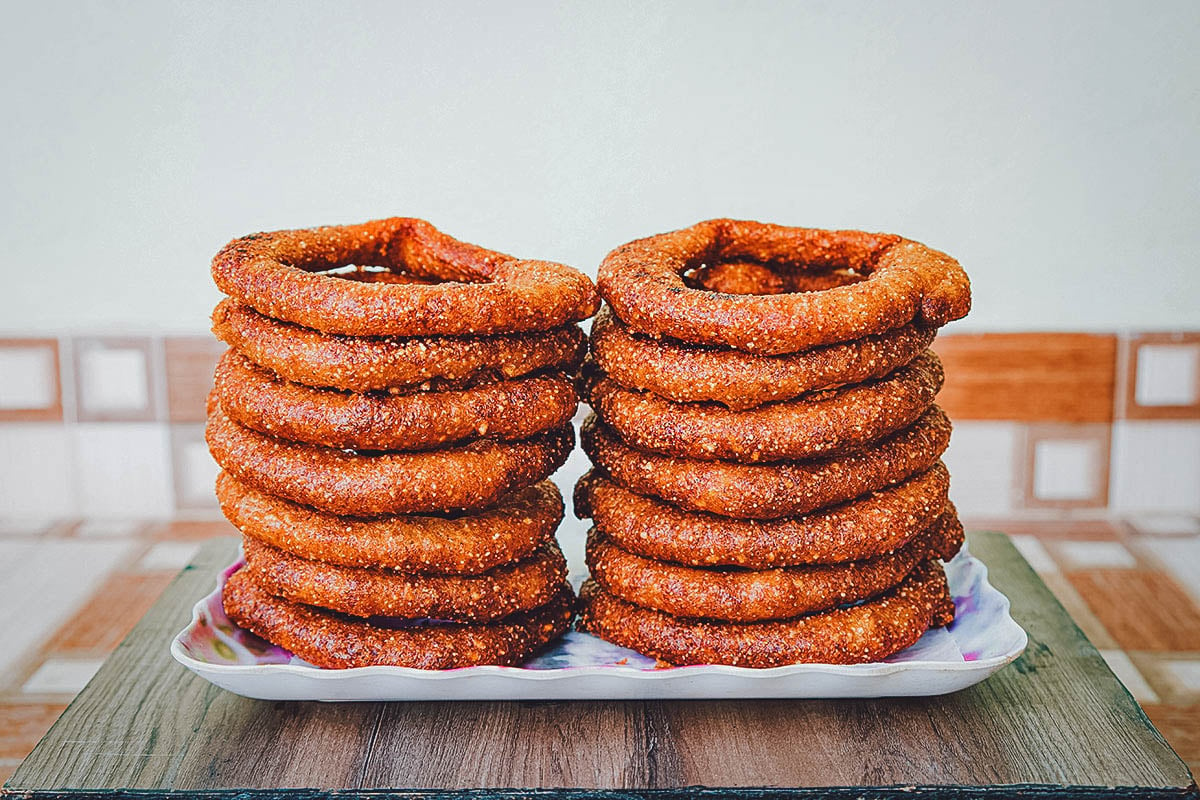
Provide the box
[1127,514,1200,537]
[72,424,173,517]
[21,657,105,695]
[78,346,149,414]
[1099,650,1160,704]
[1163,659,1200,692]
[0,345,58,410]
[74,519,144,538]
[1010,534,1060,574]
[177,438,218,509]
[138,540,201,571]
[1055,541,1137,569]
[1033,439,1101,501]
[0,424,77,518]
[1111,421,1200,513]
[1136,344,1199,407]
[941,422,1019,516]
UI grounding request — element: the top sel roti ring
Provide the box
[213,217,600,336]
[598,219,971,354]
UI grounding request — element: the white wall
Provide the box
[2,1,1197,333]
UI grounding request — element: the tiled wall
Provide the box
[0,331,1197,523]
[936,332,1200,524]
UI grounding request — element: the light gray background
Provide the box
[2,1,1197,332]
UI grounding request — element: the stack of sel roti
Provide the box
[204,217,598,669]
[576,219,973,667]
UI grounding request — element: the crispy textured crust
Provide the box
[212,217,598,336]
[213,299,587,392]
[218,473,562,574]
[241,536,568,622]
[575,467,952,568]
[577,560,955,667]
[586,510,962,622]
[215,349,578,451]
[223,570,575,669]
[583,351,943,462]
[206,404,573,515]
[590,307,936,409]
[580,407,951,520]
[598,219,970,354]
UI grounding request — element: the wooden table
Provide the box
[4,532,1196,799]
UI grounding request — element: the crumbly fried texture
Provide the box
[215,349,578,451]
[589,306,936,410]
[213,300,587,392]
[223,570,575,669]
[241,535,568,622]
[580,407,952,520]
[597,219,970,354]
[212,217,599,337]
[585,509,962,622]
[577,560,955,667]
[218,473,563,574]
[583,350,943,462]
[206,403,573,516]
[575,468,952,568]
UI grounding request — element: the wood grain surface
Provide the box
[934,333,1118,422]
[4,533,1197,798]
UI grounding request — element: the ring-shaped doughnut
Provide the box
[241,536,568,622]
[580,407,951,519]
[577,560,955,667]
[223,570,575,669]
[574,466,952,568]
[218,472,562,574]
[213,299,587,392]
[206,404,573,516]
[586,510,962,622]
[216,348,577,451]
[598,219,970,354]
[589,306,935,409]
[212,217,599,336]
[583,350,942,461]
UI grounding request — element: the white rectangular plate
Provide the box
[171,544,1026,701]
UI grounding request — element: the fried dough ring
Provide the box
[241,536,568,622]
[212,217,598,336]
[590,307,935,409]
[577,560,955,667]
[218,472,562,574]
[223,570,575,670]
[586,510,962,622]
[598,218,970,354]
[215,348,577,451]
[583,350,943,462]
[213,299,587,392]
[580,407,951,519]
[206,405,573,516]
[575,467,952,568]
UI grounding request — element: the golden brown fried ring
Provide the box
[580,407,951,520]
[575,467,954,568]
[590,306,936,409]
[215,349,578,451]
[213,299,587,392]
[223,570,575,670]
[583,351,943,462]
[206,405,573,516]
[212,217,598,336]
[598,218,970,354]
[586,510,962,622]
[218,473,562,574]
[577,560,955,667]
[241,536,568,623]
